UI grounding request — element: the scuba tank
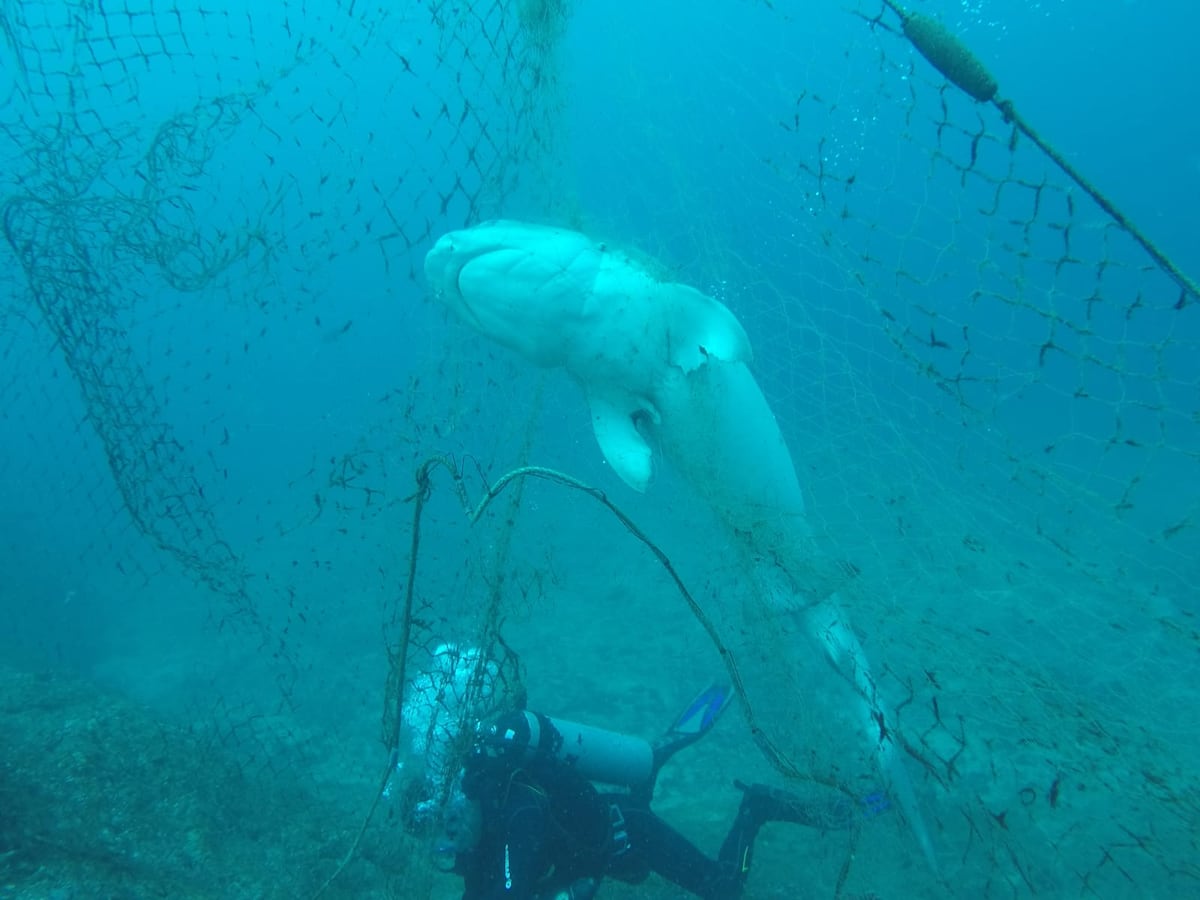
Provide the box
[475,709,654,787]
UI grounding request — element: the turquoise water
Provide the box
[1,1,1197,897]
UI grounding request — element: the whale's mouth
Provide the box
[452,252,470,299]
[428,233,505,306]
[444,251,495,334]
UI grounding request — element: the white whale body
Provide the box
[423,219,936,870]
[424,219,808,550]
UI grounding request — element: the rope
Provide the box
[880,0,1200,304]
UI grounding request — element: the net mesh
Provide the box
[2,0,1197,897]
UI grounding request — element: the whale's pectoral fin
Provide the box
[658,283,754,373]
[588,392,660,492]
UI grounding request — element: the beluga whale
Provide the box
[423,219,937,870]
[423,220,807,546]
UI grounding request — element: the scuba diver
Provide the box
[419,683,859,900]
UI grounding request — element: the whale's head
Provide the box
[424,221,520,312]
[423,220,766,493]
[424,220,602,366]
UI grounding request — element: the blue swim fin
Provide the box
[652,681,733,773]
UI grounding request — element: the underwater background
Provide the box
[1,0,1197,897]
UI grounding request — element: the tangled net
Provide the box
[2,0,1196,897]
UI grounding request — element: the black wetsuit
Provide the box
[455,753,746,900]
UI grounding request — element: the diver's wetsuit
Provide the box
[455,753,749,900]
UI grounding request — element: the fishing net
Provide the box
[2,0,1197,898]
